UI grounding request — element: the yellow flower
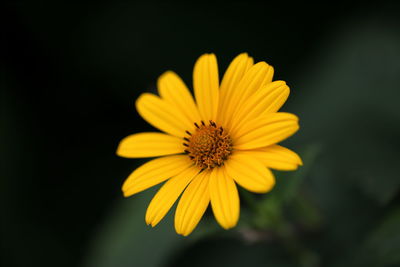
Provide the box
[117,53,302,236]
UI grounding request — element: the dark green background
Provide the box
[3,2,400,267]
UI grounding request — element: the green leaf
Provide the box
[352,207,400,267]
[239,144,321,230]
[81,189,185,267]
[272,143,321,204]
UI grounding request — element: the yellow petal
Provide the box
[233,113,299,150]
[193,54,219,121]
[157,71,201,125]
[122,155,192,197]
[209,166,240,229]
[175,170,210,236]
[241,145,303,171]
[116,132,184,158]
[136,93,193,138]
[217,53,253,124]
[145,166,200,227]
[224,152,275,193]
[223,62,274,130]
[258,80,287,114]
[229,81,290,134]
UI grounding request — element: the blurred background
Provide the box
[3,1,400,267]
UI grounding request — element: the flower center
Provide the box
[184,121,232,169]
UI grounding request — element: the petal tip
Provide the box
[115,146,124,157]
[177,232,189,237]
[219,221,238,230]
[255,61,269,68]
[174,225,189,236]
[122,188,132,198]
[297,156,304,166]
[134,93,150,112]
[235,52,249,59]
[115,139,130,158]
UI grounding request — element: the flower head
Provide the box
[117,53,302,236]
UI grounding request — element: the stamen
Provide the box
[183,137,189,142]
[185,130,192,136]
[184,121,232,169]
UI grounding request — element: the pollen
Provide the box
[184,120,233,169]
